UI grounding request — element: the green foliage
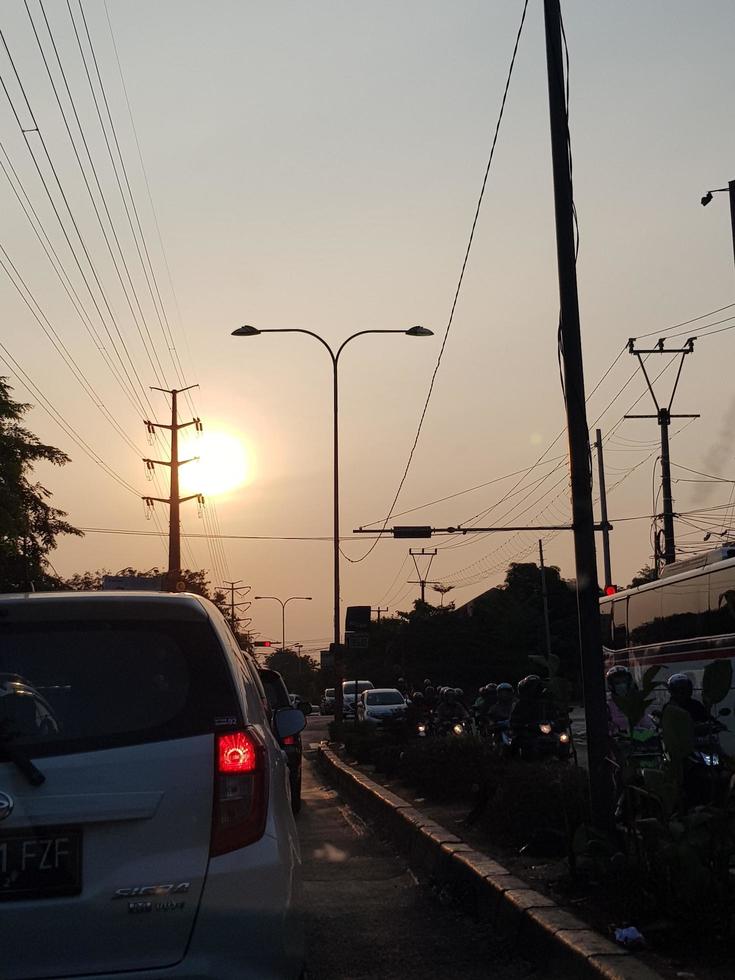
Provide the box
[359,560,582,696]
[0,378,81,591]
[582,658,735,928]
[628,564,658,588]
[702,659,732,709]
[613,664,666,731]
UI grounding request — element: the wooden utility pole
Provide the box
[543,0,612,829]
[143,385,202,590]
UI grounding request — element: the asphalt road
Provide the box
[299,715,559,980]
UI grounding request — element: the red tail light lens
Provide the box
[211,729,268,856]
[218,732,258,773]
[281,735,297,746]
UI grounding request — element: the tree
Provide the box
[63,566,230,616]
[0,378,81,591]
[263,648,321,702]
[628,564,657,588]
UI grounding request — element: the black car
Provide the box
[259,667,303,814]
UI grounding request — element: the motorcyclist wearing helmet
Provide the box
[406,690,430,730]
[509,675,554,729]
[396,677,409,699]
[486,682,515,723]
[606,665,655,738]
[664,673,710,724]
[472,683,497,717]
[606,665,634,736]
[435,687,469,725]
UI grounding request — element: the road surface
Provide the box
[299,715,560,979]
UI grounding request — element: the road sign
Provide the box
[346,633,369,650]
[345,605,371,633]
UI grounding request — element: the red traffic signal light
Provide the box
[604,586,617,596]
[253,640,272,647]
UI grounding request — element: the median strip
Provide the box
[316,744,663,980]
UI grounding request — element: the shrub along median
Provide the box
[334,722,588,851]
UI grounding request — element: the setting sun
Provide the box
[180,431,251,497]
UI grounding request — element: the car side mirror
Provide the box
[274,707,306,740]
[299,701,313,716]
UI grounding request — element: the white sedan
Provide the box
[356,688,407,725]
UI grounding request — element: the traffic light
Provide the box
[253,640,272,647]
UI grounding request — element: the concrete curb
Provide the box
[316,745,663,980]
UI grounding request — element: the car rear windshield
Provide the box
[343,682,372,694]
[367,692,404,705]
[324,689,335,698]
[0,620,240,758]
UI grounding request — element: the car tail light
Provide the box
[211,729,268,856]
[281,735,297,746]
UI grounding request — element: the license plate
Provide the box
[0,827,82,901]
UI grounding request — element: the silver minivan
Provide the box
[0,591,305,979]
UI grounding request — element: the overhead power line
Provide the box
[343,0,530,565]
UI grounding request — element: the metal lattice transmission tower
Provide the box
[625,339,699,571]
[142,385,203,589]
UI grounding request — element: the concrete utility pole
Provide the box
[408,548,437,603]
[371,607,388,622]
[143,385,202,590]
[625,339,699,571]
[594,430,613,591]
[538,540,553,660]
[543,0,613,829]
[221,580,252,633]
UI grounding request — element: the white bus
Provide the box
[599,546,735,750]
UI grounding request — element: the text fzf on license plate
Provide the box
[0,826,81,900]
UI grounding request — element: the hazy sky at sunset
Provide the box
[2,1,734,655]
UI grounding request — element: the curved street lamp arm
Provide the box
[335,329,411,362]
[259,328,336,362]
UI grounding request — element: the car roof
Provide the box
[0,590,212,623]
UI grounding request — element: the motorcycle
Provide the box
[503,718,572,760]
[434,715,470,738]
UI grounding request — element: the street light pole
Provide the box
[234,324,432,735]
[701,179,735,275]
[254,595,312,652]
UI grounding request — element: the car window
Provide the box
[366,692,403,706]
[0,620,240,757]
[260,672,290,710]
[325,689,335,698]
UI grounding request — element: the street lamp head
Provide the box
[232,325,261,337]
[405,325,433,337]
[701,191,713,207]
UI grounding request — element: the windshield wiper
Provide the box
[0,736,46,786]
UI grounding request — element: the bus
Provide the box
[599,546,735,751]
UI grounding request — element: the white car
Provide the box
[356,688,407,725]
[0,591,305,980]
[342,680,374,716]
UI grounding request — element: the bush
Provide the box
[480,760,589,848]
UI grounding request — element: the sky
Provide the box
[1,0,735,656]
